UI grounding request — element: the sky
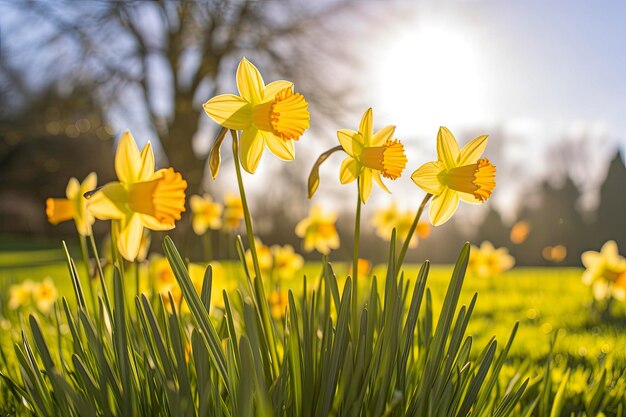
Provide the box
[2,0,624,225]
[343,0,626,222]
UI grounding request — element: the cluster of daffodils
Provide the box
[46,132,187,262]
[8,278,58,314]
[581,241,626,302]
[244,239,304,281]
[468,241,515,279]
[189,193,244,235]
[371,202,430,248]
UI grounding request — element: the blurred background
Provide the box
[1,0,625,264]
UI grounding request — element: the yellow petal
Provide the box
[81,172,98,194]
[437,126,460,169]
[459,192,482,204]
[264,131,295,160]
[359,108,373,145]
[66,178,80,200]
[359,168,373,203]
[139,213,175,231]
[337,129,363,157]
[371,125,395,146]
[458,135,489,166]
[339,157,360,184]
[203,94,252,130]
[87,182,127,220]
[115,131,143,183]
[237,58,264,104]
[137,142,156,182]
[263,80,293,101]
[239,128,264,173]
[117,215,144,262]
[373,171,390,193]
[411,161,445,195]
[429,188,459,226]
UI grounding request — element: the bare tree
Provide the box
[3,0,370,193]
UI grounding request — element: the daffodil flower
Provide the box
[295,205,340,254]
[46,172,97,236]
[469,241,515,279]
[581,241,626,296]
[338,108,407,203]
[32,278,58,314]
[203,58,310,173]
[271,244,304,281]
[87,131,187,261]
[411,127,496,226]
[190,194,223,235]
[223,193,244,231]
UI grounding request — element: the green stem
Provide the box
[135,261,141,296]
[230,129,280,375]
[352,179,362,332]
[396,193,432,276]
[78,234,97,311]
[231,131,262,281]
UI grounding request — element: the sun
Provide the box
[377,25,490,134]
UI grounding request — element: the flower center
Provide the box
[129,168,187,225]
[317,222,336,239]
[360,139,407,179]
[252,87,310,141]
[442,158,496,201]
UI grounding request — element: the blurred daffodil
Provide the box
[338,108,407,203]
[46,172,97,236]
[190,194,223,235]
[469,241,515,279]
[271,244,304,281]
[245,238,273,276]
[371,202,400,239]
[542,245,567,263]
[8,280,34,310]
[581,241,626,301]
[395,212,430,249]
[223,193,244,231]
[203,57,310,173]
[295,205,340,254]
[87,132,187,261]
[411,127,495,226]
[350,258,372,280]
[268,289,289,320]
[32,278,58,314]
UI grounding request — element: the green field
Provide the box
[2,257,623,366]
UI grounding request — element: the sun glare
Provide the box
[378,25,490,134]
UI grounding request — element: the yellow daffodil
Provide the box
[190,194,223,235]
[223,193,244,231]
[295,205,340,254]
[510,221,530,244]
[338,108,407,203]
[245,238,273,276]
[268,289,289,320]
[87,131,187,261]
[411,127,495,226]
[371,202,400,239]
[46,172,97,236]
[581,241,626,301]
[271,244,304,281]
[203,57,310,173]
[469,241,515,279]
[8,280,34,310]
[32,277,58,314]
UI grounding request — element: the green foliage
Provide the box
[0,238,624,416]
